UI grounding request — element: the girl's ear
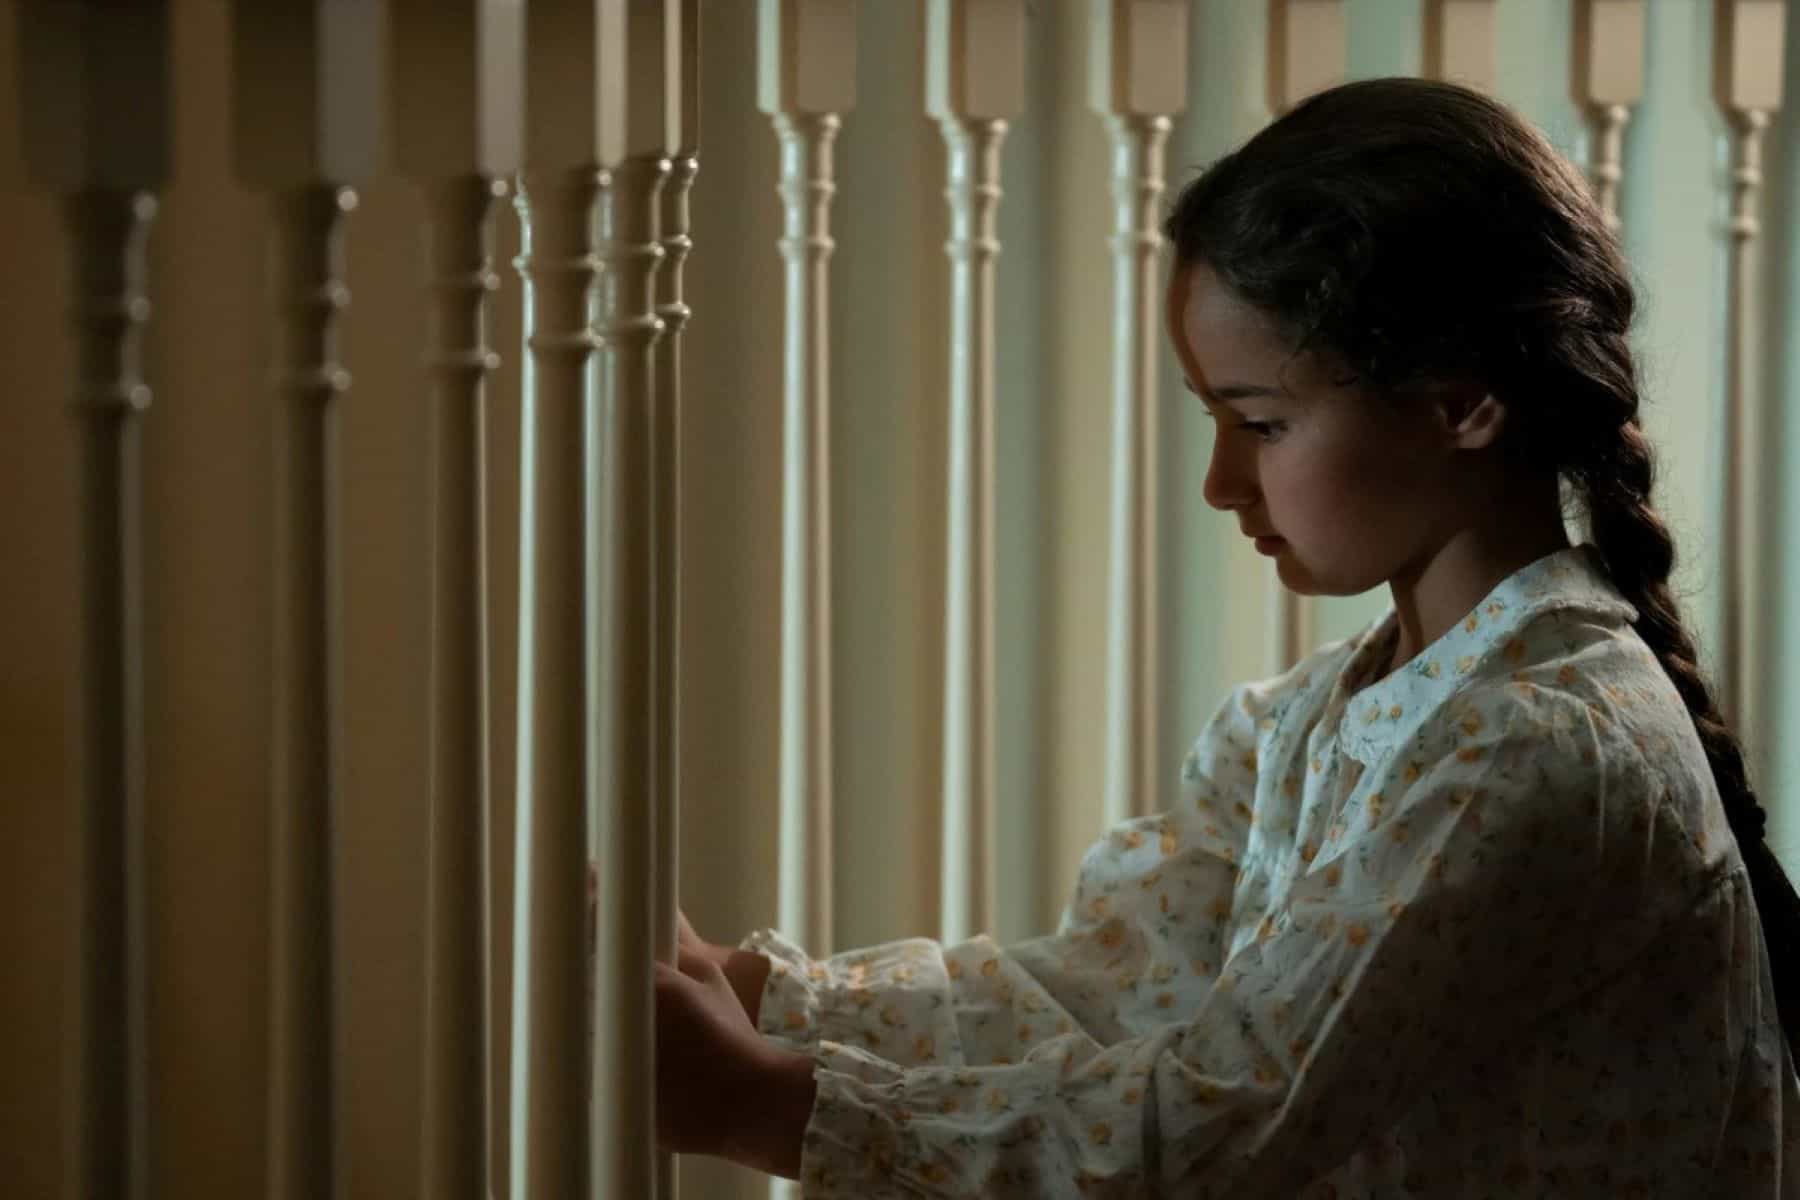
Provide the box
[1436,388,1507,450]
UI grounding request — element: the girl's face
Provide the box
[1166,261,1455,597]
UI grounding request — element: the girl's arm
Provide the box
[770,692,1694,1196]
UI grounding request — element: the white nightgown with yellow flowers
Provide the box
[740,545,1800,1197]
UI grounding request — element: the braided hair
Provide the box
[1164,77,1800,1046]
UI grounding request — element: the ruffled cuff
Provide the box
[738,926,828,1051]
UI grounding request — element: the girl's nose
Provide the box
[1202,434,1257,512]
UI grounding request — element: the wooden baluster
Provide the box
[1713,0,1786,731]
[758,0,855,964]
[231,4,385,1196]
[20,4,169,1197]
[510,1,672,1194]
[653,4,698,1194]
[1572,0,1646,233]
[1092,0,1187,823]
[1264,0,1345,675]
[594,1,671,1193]
[389,3,522,1198]
[1423,0,1498,93]
[926,0,1023,946]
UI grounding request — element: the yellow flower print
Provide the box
[1284,774,1301,800]
[914,1035,935,1060]
[1018,1023,1033,1041]
[861,1029,883,1048]
[1464,613,1480,632]
[1388,901,1407,919]
[879,1006,903,1027]
[1090,1122,1113,1146]
[1367,792,1386,821]
[956,1071,982,1087]
[1460,710,1484,736]
[988,1089,1010,1112]
[1021,990,1046,1012]
[806,963,827,982]
[1299,841,1317,863]
[1403,761,1423,783]
[1557,664,1579,685]
[1155,992,1175,1009]
[1315,912,1338,939]
[1121,829,1143,849]
[1422,659,1442,678]
[1311,756,1323,774]
[784,1009,808,1030]
[1242,749,1259,771]
[1057,1017,1073,1034]
[1188,958,1211,976]
[1088,896,1109,918]
[1365,701,1382,724]
[1149,962,1176,983]
[1388,704,1403,719]
[1390,820,1410,844]
[1456,746,1485,763]
[893,964,914,983]
[922,1162,948,1184]
[1486,600,1506,616]
[1234,800,1253,821]
[1160,892,1171,915]
[1210,899,1232,922]
[1289,1035,1312,1060]
[1456,655,1477,673]
[946,958,963,980]
[1259,716,1277,732]
[1123,1087,1142,1105]
[1116,972,1139,991]
[1503,638,1526,664]
[849,986,873,1008]
[1097,922,1124,950]
[1324,864,1342,887]
[1345,921,1370,946]
[1160,827,1179,855]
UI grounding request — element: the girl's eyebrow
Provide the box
[1180,378,1285,404]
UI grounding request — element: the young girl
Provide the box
[654,78,1800,1195]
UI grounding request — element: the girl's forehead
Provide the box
[1169,263,1325,394]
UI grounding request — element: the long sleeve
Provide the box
[785,689,1703,1198]
[737,674,1288,1068]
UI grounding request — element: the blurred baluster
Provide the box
[1092,0,1187,823]
[231,3,386,1196]
[20,4,170,1197]
[1572,0,1646,232]
[389,2,522,1198]
[1713,0,1786,730]
[758,0,855,966]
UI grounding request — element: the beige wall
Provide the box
[6,3,1800,1199]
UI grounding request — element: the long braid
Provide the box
[1579,414,1800,1046]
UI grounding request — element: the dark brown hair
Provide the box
[1164,77,1798,1046]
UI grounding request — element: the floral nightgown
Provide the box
[739,544,1800,1197]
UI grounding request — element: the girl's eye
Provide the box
[1241,420,1286,442]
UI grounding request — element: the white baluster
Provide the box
[1264,0,1344,676]
[1092,0,1187,824]
[390,2,522,1198]
[231,4,384,1196]
[926,0,1023,947]
[20,4,168,1197]
[653,4,697,1195]
[758,0,855,963]
[1713,0,1786,731]
[1423,0,1497,93]
[1572,0,1645,232]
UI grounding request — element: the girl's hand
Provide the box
[676,908,712,960]
[655,947,816,1178]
